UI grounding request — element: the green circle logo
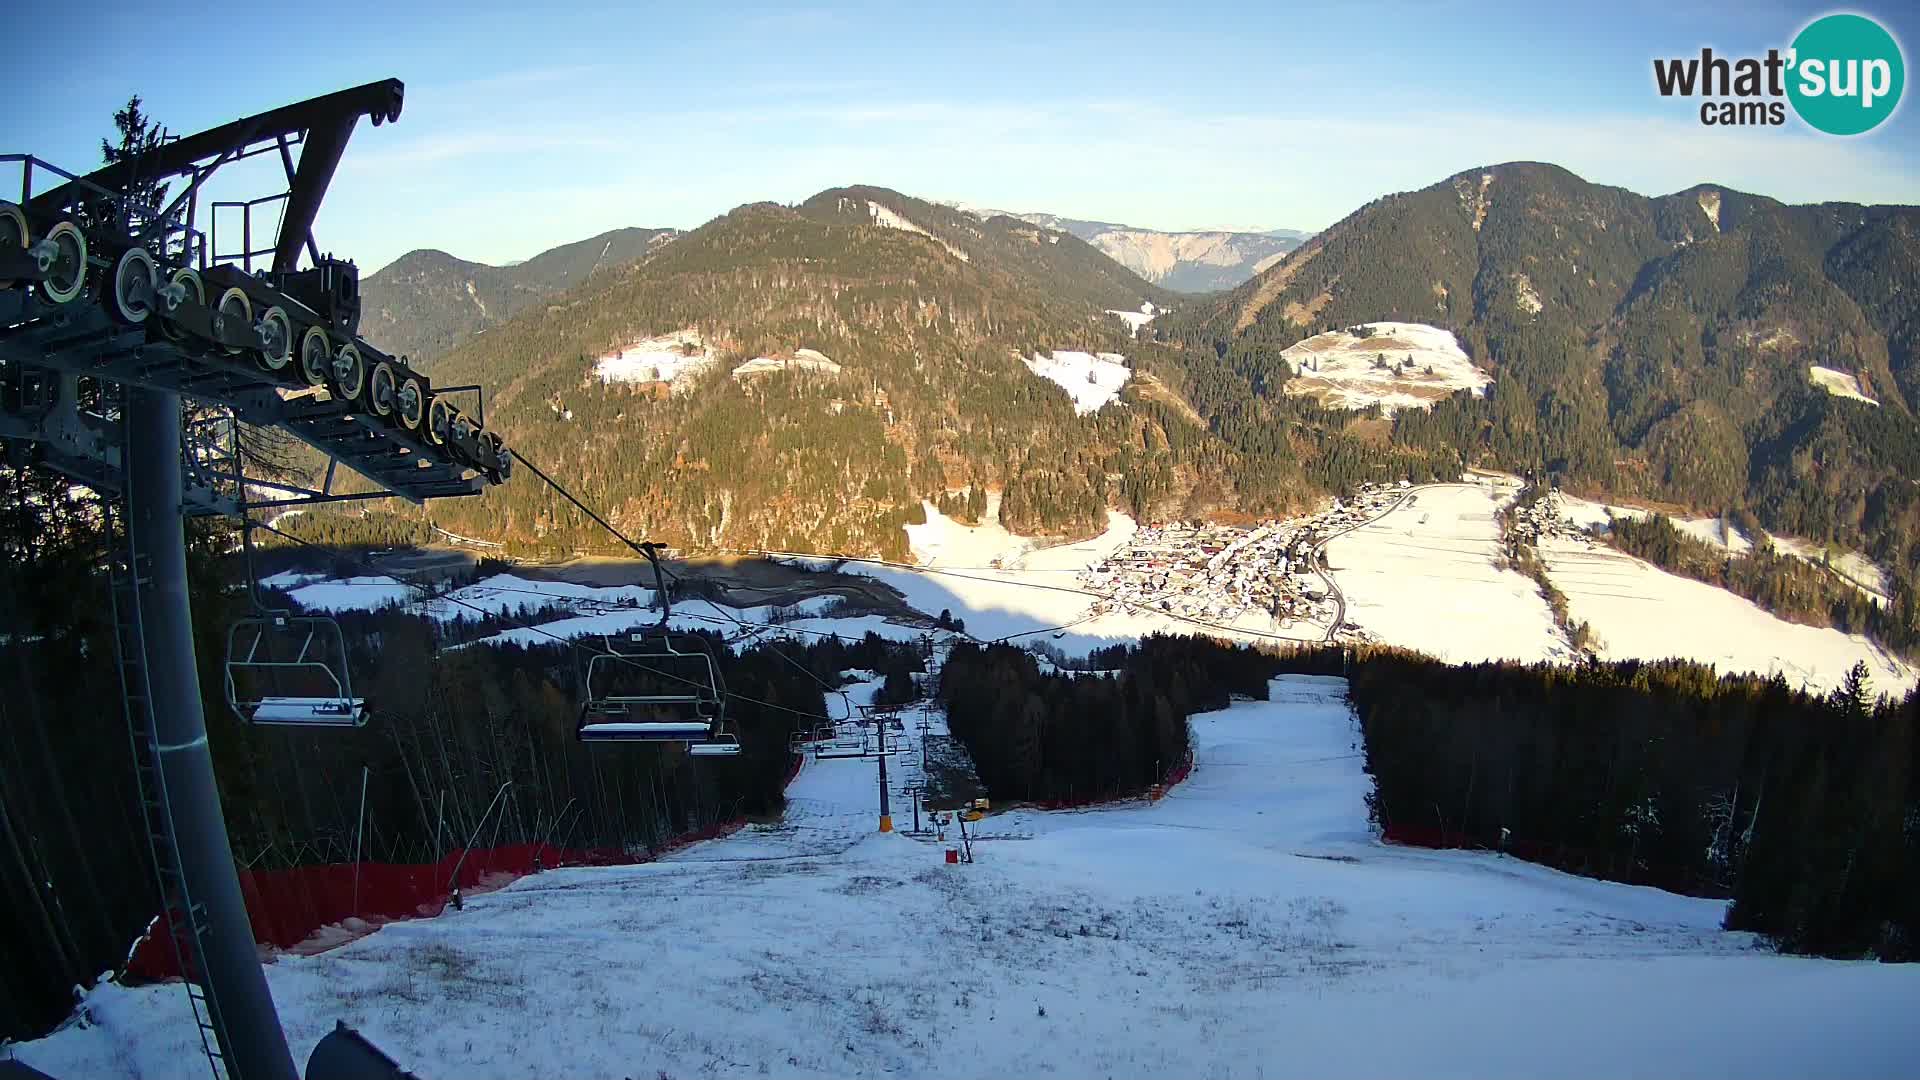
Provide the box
[1788,13,1905,135]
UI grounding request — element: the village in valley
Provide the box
[1077,482,1413,632]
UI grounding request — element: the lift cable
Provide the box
[247,517,842,725]
[505,448,857,712]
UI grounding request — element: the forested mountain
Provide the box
[359,226,679,365]
[412,185,1430,559]
[1158,162,1920,644]
[959,206,1309,292]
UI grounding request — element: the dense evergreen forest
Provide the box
[1350,649,1918,959]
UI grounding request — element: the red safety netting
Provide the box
[126,821,745,980]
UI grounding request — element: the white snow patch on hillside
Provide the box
[1769,536,1894,607]
[1809,365,1878,405]
[1699,189,1722,231]
[1279,322,1490,413]
[1327,481,1571,664]
[1552,496,1894,605]
[1104,301,1157,337]
[591,329,717,391]
[23,675,1920,1080]
[283,573,655,621]
[1023,350,1131,414]
[731,347,843,379]
[1540,538,1916,695]
[866,200,970,262]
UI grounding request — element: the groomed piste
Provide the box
[20,675,1920,1078]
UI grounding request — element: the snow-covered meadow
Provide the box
[1538,537,1916,696]
[1279,322,1490,413]
[591,329,717,390]
[1104,300,1157,337]
[1809,364,1879,405]
[1325,482,1573,665]
[1021,350,1131,415]
[22,676,1920,1079]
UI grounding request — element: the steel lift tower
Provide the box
[1,80,512,1080]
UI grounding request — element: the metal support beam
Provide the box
[271,117,354,273]
[26,80,403,216]
[126,387,299,1080]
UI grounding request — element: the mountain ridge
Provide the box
[359,225,680,365]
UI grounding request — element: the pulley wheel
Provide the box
[299,326,332,387]
[0,202,27,289]
[367,361,397,417]
[425,395,455,445]
[38,222,87,305]
[108,247,158,325]
[396,376,427,431]
[159,267,204,342]
[215,287,253,355]
[256,306,293,371]
[331,343,367,403]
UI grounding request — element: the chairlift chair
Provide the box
[224,611,368,729]
[688,731,742,758]
[576,633,725,742]
[576,545,729,744]
[226,505,368,729]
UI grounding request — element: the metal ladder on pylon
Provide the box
[105,499,231,1080]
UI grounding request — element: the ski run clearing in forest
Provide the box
[21,675,1920,1079]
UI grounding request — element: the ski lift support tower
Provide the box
[1,79,512,1080]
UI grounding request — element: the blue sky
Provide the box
[6,0,1918,273]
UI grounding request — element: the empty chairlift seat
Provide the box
[225,613,368,729]
[577,632,725,744]
[688,732,742,758]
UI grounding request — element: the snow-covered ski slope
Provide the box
[22,676,1919,1079]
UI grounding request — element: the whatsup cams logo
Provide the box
[1653,12,1905,134]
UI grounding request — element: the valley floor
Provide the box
[19,677,1919,1079]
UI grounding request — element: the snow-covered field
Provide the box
[1279,322,1491,413]
[23,676,1919,1079]
[1326,481,1573,664]
[1539,538,1916,696]
[591,329,717,390]
[1021,350,1131,415]
[263,569,952,653]
[1104,300,1157,336]
[1553,495,1893,608]
[731,347,843,380]
[1809,364,1879,405]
